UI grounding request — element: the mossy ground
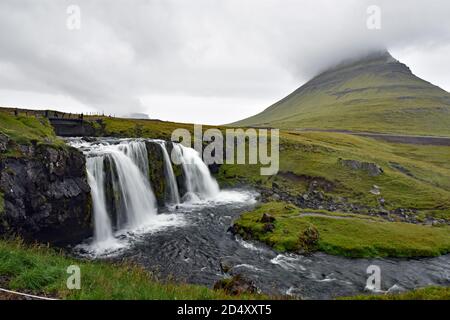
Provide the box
[233,202,450,258]
[0,240,265,300]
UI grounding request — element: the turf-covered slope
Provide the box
[233,52,450,136]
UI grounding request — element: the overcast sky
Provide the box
[0,0,449,125]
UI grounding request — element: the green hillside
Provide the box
[233,52,450,136]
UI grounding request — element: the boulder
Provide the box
[213,275,258,295]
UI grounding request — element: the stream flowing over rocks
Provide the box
[1,136,448,299]
[65,137,449,299]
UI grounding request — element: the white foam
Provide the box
[270,254,306,271]
[76,213,185,257]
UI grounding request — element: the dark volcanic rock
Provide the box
[0,144,92,245]
[0,133,9,153]
[145,141,166,206]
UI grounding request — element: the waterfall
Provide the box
[172,144,220,200]
[79,140,158,243]
[104,148,157,228]
[68,138,220,247]
[86,157,114,243]
[118,140,149,178]
[157,141,181,204]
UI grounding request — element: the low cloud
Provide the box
[0,0,449,123]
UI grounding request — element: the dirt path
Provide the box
[292,129,450,146]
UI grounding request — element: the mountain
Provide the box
[233,51,450,136]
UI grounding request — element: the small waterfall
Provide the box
[172,144,220,200]
[86,157,114,243]
[104,148,157,228]
[157,141,181,204]
[118,140,149,178]
[68,138,221,248]
[78,140,158,244]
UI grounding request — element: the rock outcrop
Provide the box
[145,141,166,206]
[213,275,258,295]
[339,159,384,176]
[0,142,92,245]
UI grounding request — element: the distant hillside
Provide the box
[233,52,450,136]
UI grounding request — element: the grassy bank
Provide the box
[233,202,450,258]
[342,286,450,300]
[218,130,450,221]
[0,240,265,300]
[90,116,218,140]
[0,110,60,145]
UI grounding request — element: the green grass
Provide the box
[0,110,66,161]
[217,131,450,221]
[233,202,450,258]
[0,110,61,145]
[0,240,266,300]
[91,116,218,140]
[342,286,450,300]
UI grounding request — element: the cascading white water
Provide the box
[157,141,181,204]
[68,138,221,250]
[86,157,114,243]
[104,148,157,228]
[118,140,149,178]
[172,144,220,200]
[74,140,158,245]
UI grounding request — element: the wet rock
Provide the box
[213,275,258,295]
[0,144,92,245]
[81,136,97,143]
[145,141,169,207]
[220,260,233,273]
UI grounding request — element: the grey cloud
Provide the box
[0,0,449,121]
